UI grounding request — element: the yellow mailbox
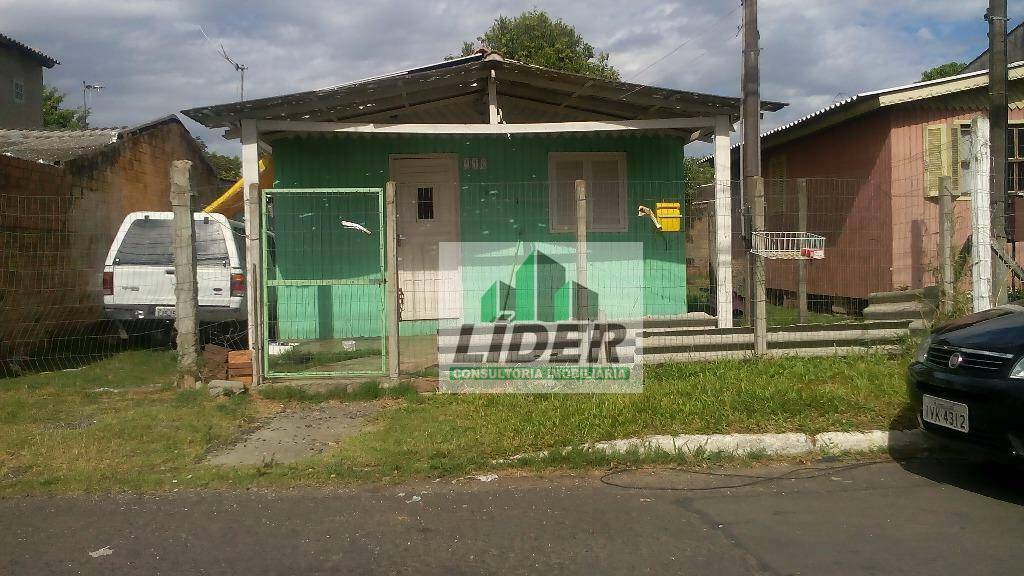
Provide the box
[655,202,681,232]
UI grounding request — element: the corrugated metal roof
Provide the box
[0,115,196,164]
[0,129,118,162]
[700,61,1024,162]
[0,32,59,68]
[182,51,786,134]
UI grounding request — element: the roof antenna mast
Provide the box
[217,43,247,102]
[199,26,247,102]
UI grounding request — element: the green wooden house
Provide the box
[183,51,782,376]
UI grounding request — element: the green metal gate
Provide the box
[261,187,387,378]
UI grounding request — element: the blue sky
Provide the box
[3,0,1021,156]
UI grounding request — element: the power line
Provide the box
[619,2,743,99]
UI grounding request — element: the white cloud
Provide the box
[0,0,1016,156]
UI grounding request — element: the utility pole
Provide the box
[743,0,767,354]
[989,0,1009,305]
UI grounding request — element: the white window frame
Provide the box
[12,79,25,104]
[548,152,628,233]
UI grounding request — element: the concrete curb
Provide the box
[510,429,932,461]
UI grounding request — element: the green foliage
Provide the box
[683,156,714,187]
[920,61,967,82]
[206,152,242,181]
[193,136,242,181]
[42,85,88,129]
[459,10,619,80]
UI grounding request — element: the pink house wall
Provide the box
[889,107,1024,290]
[761,112,893,300]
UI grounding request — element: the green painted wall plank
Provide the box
[270,134,687,339]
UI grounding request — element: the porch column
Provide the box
[240,119,264,384]
[713,115,734,328]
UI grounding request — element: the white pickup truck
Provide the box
[103,212,248,339]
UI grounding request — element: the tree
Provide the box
[193,137,241,181]
[921,61,967,82]
[42,85,89,129]
[458,10,619,80]
[683,156,714,187]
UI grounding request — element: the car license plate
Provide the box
[155,306,176,319]
[922,394,969,433]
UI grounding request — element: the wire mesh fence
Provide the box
[262,188,386,377]
[4,169,1021,380]
[0,181,250,378]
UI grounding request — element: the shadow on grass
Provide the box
[258,380,419,403]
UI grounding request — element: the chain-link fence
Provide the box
[4,167,1018,380]
[1,178,250,378]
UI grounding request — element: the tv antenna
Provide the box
[82,81,103,122]
[199,26,248,101]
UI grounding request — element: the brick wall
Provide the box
[0,120,224,368]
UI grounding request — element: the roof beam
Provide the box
[488,70,500,124]
[498,82,651,119]
[197,67,490,126]
[496,67,741,115]
[300,85,482,122]
[558,79,594,108]
[499,95,695,139]
[499,95,622,121]
[254,117,717,135]
[225,93,483,138]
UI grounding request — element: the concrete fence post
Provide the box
[575,179,589,321]
[170,160,200,389]
[385,181,400,380]
[797,178,809,323]
[240,120,263,385]
[938,176,955,315]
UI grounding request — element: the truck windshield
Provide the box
[114,218,230,265]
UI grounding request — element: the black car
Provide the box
[907,305,1024,459]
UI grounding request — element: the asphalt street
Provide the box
[3,457,1023,575]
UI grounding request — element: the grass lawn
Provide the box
[324,352,914,479]
[0,351,256,493]
[1,349,915,494]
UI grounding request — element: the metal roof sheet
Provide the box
[700,61,1024,162]
[181,51,785,133]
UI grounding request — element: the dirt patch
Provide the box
[206,402,381,466]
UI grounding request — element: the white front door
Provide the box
[391,155,461,320]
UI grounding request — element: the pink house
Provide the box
[720,63,1024,308]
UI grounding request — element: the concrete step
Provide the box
[642,319,909,339]
[641,313,718,330]
[643,331,908,356]
[862,301,937,321]
[867,286,939,305]
[644,344,903,364]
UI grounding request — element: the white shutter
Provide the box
[924,124,950,198]
[550,158,586,232]
[548,153,627,233]
[590,157,625,231]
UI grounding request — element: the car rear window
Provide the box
[114,218,230,266]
